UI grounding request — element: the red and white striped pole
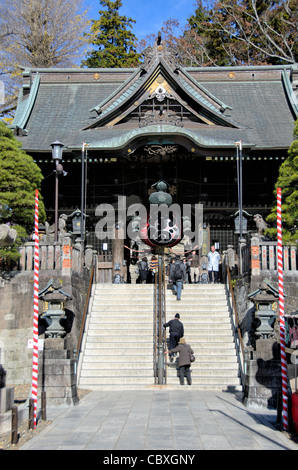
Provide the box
[277,187,288,431]
[31,189,39,429]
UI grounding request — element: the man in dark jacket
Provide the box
[163,313,184,362]
[168,337,194,385]
[169,256,186,300]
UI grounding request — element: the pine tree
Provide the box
[0,121,46,230]
[82,0,141,68]
[265,120,298,245]
[184,0,297,66]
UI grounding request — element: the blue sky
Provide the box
[82,0,196,40]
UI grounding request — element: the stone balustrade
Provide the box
[250,237,297,275]
[17,236,96,275]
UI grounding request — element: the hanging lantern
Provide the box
[139,180,182,248]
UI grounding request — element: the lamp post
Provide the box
[235,140,243,273]
[80,142,89,243]
[51,140,64,242]
[81,143,85,242]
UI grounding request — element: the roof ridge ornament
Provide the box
[141,31,179,72]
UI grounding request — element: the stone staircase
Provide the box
[165,284,241,390]
[78,284,155,390]
[78,283,241,391]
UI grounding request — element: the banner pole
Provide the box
[31,189,39,429]
[277,187,288,431]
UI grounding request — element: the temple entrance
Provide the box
[79,141,262,260]
[37,136,280,284]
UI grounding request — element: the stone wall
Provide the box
[250,272,298,316]
[0,269,91,385]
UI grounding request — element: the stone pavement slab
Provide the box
[19,389,298,451]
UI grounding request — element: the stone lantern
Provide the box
[39,280,72,338]
[248,279,279,339]
[68,208,88,236]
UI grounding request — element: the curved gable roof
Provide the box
[82,45,239,130]
[10,36,297,153]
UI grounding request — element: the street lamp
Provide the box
[235,140,243,273]
[51,140,64,242]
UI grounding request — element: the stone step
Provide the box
[84,341,154,349]
[81,360,154,367]
[79,376,156,385]
[89,317,231,324]
[88,322,231,330]
[81,360,238,371]
[83,346,154,354]
[166,377,241,386]
[83,342,237,352]
[95,284,224,289]
[90,307,229,315]
[86,323,232,332]
[90,317,153,331]
[80,368,155,376]
[93,291,227,298]
[85,332,234,342]
[165,304,228,308]
[83,350,238,360]
[92,299,227,306]
[77,384,242,391]
[79,376,241,386]
[166,362,239,372]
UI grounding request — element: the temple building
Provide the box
[11,34,298,259]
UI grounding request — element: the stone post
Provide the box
[112,224,126,282]
[38,338,78,406]
[291,246,297,271]
[251,236,260,277]
[227,245,236,269]
[84,245,94,270]
[0,361,15,433]
[243,339,283,409]
[62,236,72,276]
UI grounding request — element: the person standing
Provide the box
[138,256,148,284]
[188,250,200,283]
[148,255,158,283]
[182,257,190,283]
[207,245,220,283]
[166,258,175,282]
[163,313,184,362]
[169,256,186,301]
[168,337,194,385]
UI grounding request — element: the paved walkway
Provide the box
[19,389,297,451]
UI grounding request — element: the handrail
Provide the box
[227,269,244,354]
[76,265,94,367]
[154,255,167,385]
[225,266,245,387]
[154,265,158,384]
[163,262,167,384]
